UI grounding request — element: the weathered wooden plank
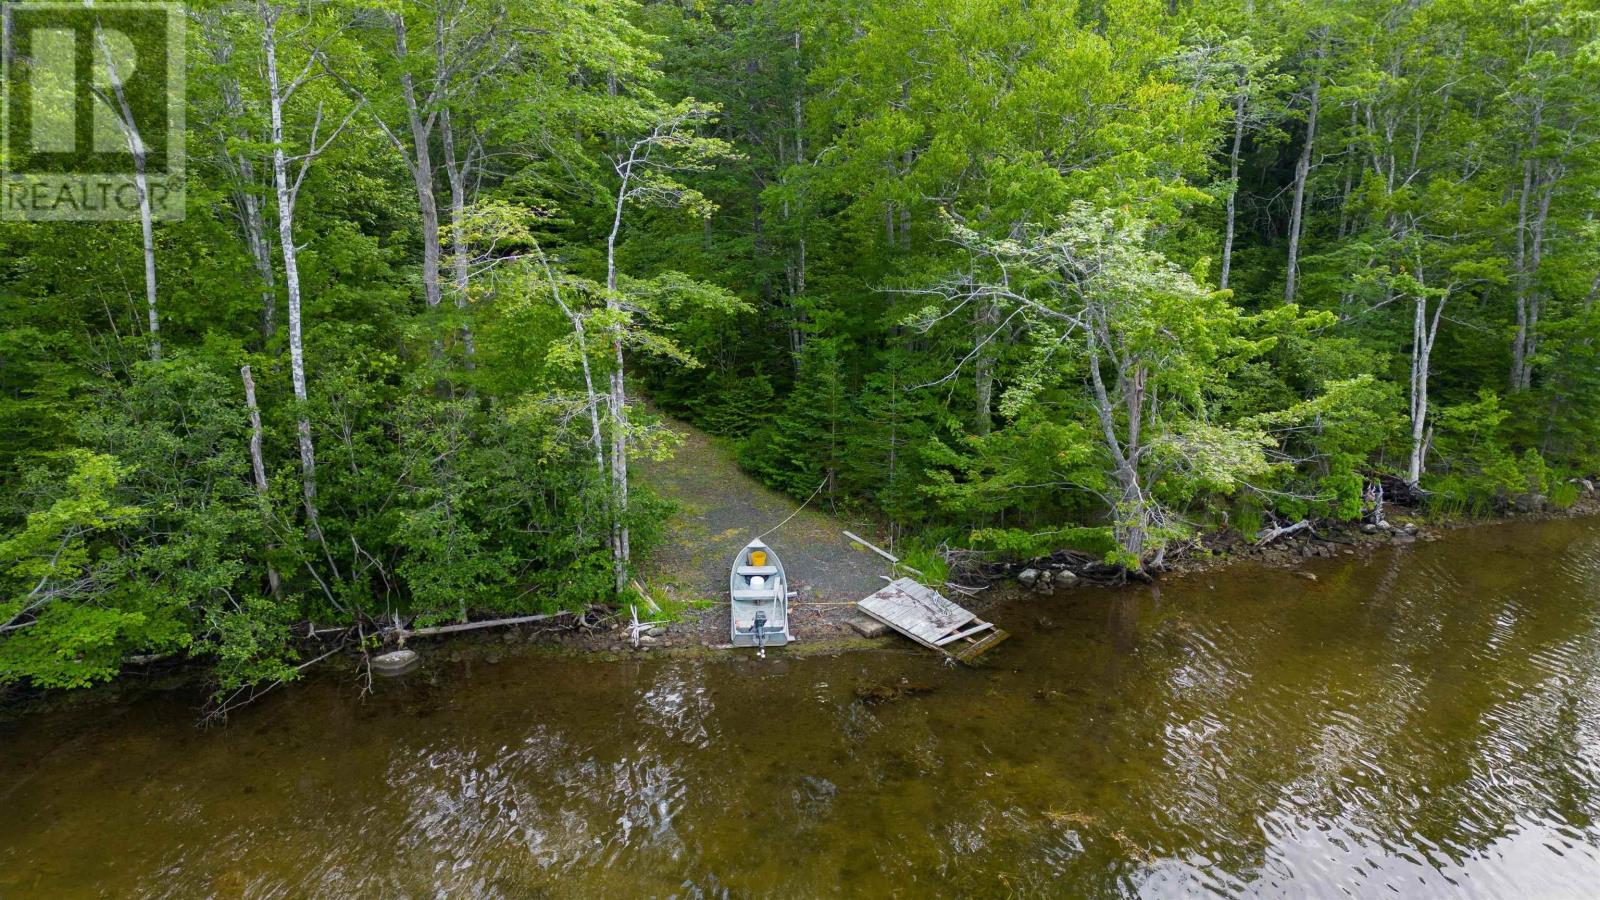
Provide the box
[856,576,1011,665]
[950,627,1011,662]
[857,604,935,649]
[858,578,973,644]
[934,620,995,646]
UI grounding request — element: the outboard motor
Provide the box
[753,611,767,659]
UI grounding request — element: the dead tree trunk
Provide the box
[241,365,283,598]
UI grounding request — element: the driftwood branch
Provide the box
[843,530,924,576]
[402,612,568,638]
[1255,519,1311,546]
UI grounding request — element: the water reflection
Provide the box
[2,519,1599,897]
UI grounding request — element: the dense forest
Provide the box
[2,0,1597,698]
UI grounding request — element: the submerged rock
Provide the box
[371,649,421,677]
[854,679,938,704]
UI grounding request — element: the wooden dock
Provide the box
[857,577,1009,663]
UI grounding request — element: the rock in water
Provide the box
[372,649,420,677]
[1018,568,1040,588]
[1055,569,1079,587]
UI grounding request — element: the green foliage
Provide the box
[739,339,851,500]
[5,0,1600,700]
[893,541,949,586]
[0,452,154,688]
[1426,391,1549,507]
[967,526,1119,561]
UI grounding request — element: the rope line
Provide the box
[755,476,828,542]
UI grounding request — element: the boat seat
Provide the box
[736,565,778,576]
[732,587,780,601]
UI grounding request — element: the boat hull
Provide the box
[730,539,791,648]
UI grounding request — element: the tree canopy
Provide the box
[2,0,1597,698]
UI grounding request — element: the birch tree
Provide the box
[258,0,361,539]
[336,1,512,364]
[919,206,1282,570]
[88,20,160,360]
[196,12,279,343]
[1283,32,1326,305]
[600,99,736,592]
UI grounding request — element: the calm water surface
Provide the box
[3,519,1599,898]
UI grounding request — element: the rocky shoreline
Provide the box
[992,486,1600,598]
[6,492,1597,723]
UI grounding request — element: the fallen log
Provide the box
[1255,519,1311,547]
[843,530,924,576]
[402,612,570,639]
[844,530,983,596]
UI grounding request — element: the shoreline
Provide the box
[4,499,1597,724]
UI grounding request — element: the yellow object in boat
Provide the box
[749,550,767,567]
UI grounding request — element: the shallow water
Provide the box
[4,519,1600,898]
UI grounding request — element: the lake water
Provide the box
[3,519,1599,897]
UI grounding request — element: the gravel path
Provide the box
[635,414,891,637]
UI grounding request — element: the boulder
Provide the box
[1361,523,1379,534]
[1017,568,1041,588]
[846,613,890,638]
[1054,569,1079,587]
[1512,493,1547,513]
[372,649,421,677]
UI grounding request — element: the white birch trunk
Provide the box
[1511,113,1538,392]
[1406,279,1446,487]
[440,107,476,366]
[241,365,283,598]
[261,2,322,539]
[1285,71,1320,305]
[605,154,633,596]
[1220,85,1247,291]
[392,13,444,312]
[93,26,159,360]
